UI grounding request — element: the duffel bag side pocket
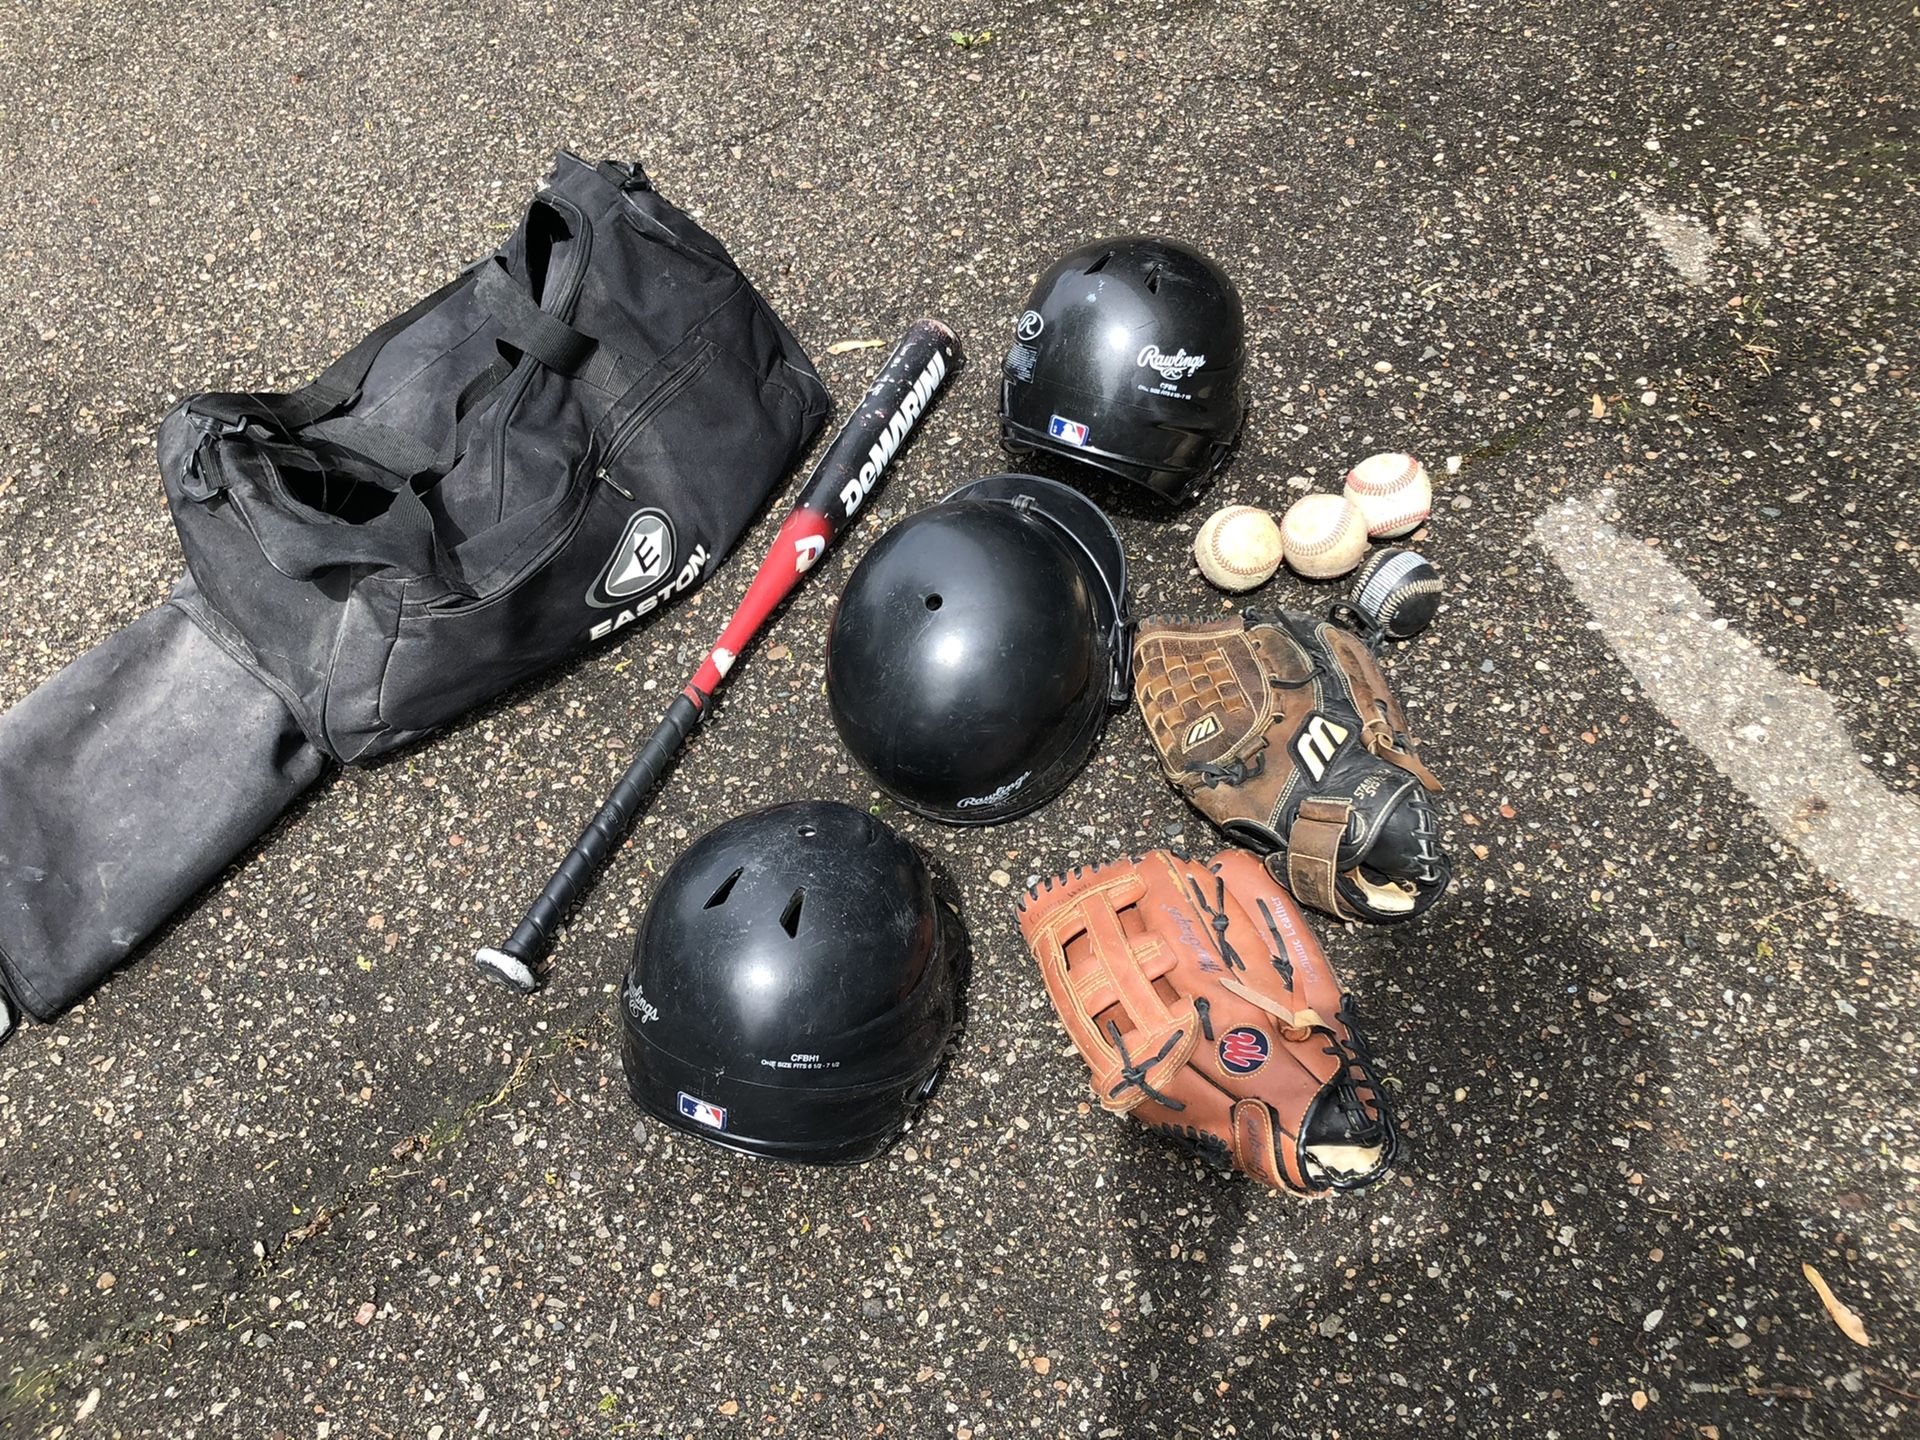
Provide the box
[364,340,720,744]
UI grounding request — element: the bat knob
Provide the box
[474,946,541,994]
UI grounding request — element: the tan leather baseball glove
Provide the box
[1133,609,1449,924]
[1016,847,1397,1195]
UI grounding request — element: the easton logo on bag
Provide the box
[589,509,676,608]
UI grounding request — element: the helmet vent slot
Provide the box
[1084,251,1113,275]
[703,867,745,909]
[780,889,806,937]
[1144,265,1162,293]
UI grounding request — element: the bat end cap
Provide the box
[474,947,541,994]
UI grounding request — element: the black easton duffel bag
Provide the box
[162,149,828,761]
[0,152,828,1035]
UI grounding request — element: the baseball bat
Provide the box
[474,318,963,993]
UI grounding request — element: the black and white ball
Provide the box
[1348,547,1442,640]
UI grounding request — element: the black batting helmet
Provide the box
[1000,236,1246,502]
[620,802,966,1164]
[825,473,1130,824]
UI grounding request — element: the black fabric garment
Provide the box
[0,588,328,1020]
[0,152,827,1034]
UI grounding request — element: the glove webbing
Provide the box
[1104,1023,1187,1110]
[1031,867,1197,1117]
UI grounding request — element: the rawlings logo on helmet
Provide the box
[1137,345,1207,381]
[956,770,1032,809]
[624,979,660,1025]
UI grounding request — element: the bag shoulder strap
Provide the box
[187,266,478,436]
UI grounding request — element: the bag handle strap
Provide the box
[595,159,652,191]
[301,357,515,483]
[187,267,477,436]
[474,257,596,375]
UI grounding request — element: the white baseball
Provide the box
[1279,494,1369,580]
[1343,451,1433,539]
[1193,505,1283,592]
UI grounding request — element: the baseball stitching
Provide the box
[1377,577,1443,628]
[1346,455,1430,537]
[1284,500,1362,558]
[1203,507,1278,578]
[1343,453,1420,496]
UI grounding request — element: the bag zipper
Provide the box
[419,341,717,615]
[592,342,713,499]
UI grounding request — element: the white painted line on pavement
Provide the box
[1633,199,1718,287]
[1533,492,1920,926]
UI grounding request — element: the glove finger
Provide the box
[1208,848,1347,1018]
[1300,1064,1395,1188]
[1353,785,1444,885]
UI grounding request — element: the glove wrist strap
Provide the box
[1280,799,1354,921]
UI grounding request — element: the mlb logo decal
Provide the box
[1218,1026,1270,1075]
[677,1091,728,1131]
[1048,414,1091,447]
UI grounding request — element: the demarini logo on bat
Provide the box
[838,347,950,517]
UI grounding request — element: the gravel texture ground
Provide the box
[1,2,1916,1436]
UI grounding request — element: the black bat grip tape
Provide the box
[477,692,704,992]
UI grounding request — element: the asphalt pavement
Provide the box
[1,1,1916,1436]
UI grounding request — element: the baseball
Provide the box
[1343,452,1433,539]
[1193,505,1284,592]
[1279,494,1369,580]
[1348,546,1444,640]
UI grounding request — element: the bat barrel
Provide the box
[794,320,962,528]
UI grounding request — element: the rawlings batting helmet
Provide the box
[1000,236,1246,502]
[620,801,966,1164]
[826,473,1129,825]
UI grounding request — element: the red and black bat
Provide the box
[475,318,963,993]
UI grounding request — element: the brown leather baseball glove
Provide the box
[1016,847,1397,1195]
[1133,609,1449,924]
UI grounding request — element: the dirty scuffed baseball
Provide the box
[1343,451,1433,539]
[1193,504,1284,592]
[1279,494,1370,579]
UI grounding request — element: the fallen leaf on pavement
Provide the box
[1802,1263,1870,1346]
